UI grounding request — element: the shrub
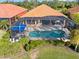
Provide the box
[0,33,29,56]
[28,40,50,50]
[19,37,29,51]
[61,8,67,14]
[77,45,79,52]
[0,39,17,56]
[2,31,10,39]
[70,29,79,52]
[19,37,29,46]
[71,13,79,24]
[25,40,65,50]
[48,40,65,46]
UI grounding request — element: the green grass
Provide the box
[0,31,30,59]
[37,46,79,59]
[0,38,30,59]
[0,30,6,39]
[11,53,30,59]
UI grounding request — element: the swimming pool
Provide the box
[29,30,66,38]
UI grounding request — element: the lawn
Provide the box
[0,30,6,39]
[0,31,30,59]
[37,46,79,59]
[0,30,79,59]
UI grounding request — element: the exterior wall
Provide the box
[22,16,76,29]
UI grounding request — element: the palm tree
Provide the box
[0,20,9,31]
[53,0,59,9]
[71,29,79,51]
[30,0,38,7]
[34,0,38,6]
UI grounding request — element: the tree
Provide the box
[71,13,79,25]
[53,0,59,9]
[0,20,9,30]
[76,0,79,4]
[71,29,79,51]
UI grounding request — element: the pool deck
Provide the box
[26,25,70,35]
[25,25,70,41]
[28,37,60,40]
[28,37,70,42]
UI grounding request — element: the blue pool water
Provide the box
[29,30,66,38]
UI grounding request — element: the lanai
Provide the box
[21,4,75,31]
[21,4,69,27]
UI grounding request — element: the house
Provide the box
[0,4,28,42]
[67,6,79,28]
[67,6,79,19]
[0,4,28,25]
[3,4,74,42]
[21,4,67,28]
[21,4,75,30]
[20,4,75,41]
[67,6,79,14]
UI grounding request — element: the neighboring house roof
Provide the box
[0,4,27,18]
[22,4,65,17]
[67,6,79,14]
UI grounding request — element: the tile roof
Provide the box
[22,4,65,17]
[68,6,79,14]
[0,4,27,18]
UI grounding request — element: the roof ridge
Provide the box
[22,4,65,17]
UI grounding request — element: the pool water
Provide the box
[29,30,66,38]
